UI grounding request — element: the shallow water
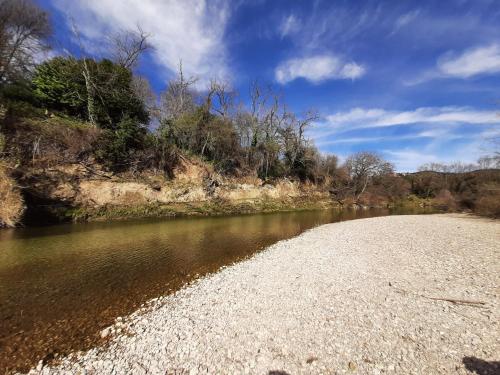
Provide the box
[0,207,432,373]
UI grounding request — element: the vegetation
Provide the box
[0,164,25,227]
[0,0,498,226]
[403,164,500,217]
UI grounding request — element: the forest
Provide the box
[1,0,499,227]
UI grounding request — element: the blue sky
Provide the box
[36,0,500,171]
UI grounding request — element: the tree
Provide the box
[206,79,236,119]
[345,152,394,201]
[110,26,152,70]
[0,0,51,84]
[96,116,147,170]
[281,110,318,179]
[32,56,87,117]
[160,62,198,120]
[131,75,158,118]
[477,155,500,170]
[33,57,149,128]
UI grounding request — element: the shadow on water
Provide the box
[463,356,500,375]
[0,207,433,373]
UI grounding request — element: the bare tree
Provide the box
[160,61,198,120]
[281,109,318,174]
[110,26,152,70]
[206,79,235,118]
[0,0,51,84]
[478,155,500,169]
[345,152,394,201]
[69,20,99,126]
[132,75,158,118]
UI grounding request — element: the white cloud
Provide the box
[408,44,500,84]
[437,44,500,78]
[53,0,231,85]
[316,106,499,137]
[389,9,420,36]
[310,106,499,172]
[314,128,464,146]
[279,14,300,38]
[275,55,365,84]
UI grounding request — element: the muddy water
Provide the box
[0,207,432,373]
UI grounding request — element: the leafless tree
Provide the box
[0,0,51,84]
[281,109,318,173]
[478,155,500,169]
[69,19,100,126]
[110,26,152,70]
[132,75,158,118]
[345,151,394,201]
[206,79,236,118]
[160,61,198,120]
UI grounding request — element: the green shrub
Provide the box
[33,57,149,128]
[95,116,147,170]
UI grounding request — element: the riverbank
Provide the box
[29,214,499,374]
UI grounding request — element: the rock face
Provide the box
[76,178,308,206]
[18,157,331,223]
[32,215,500,374]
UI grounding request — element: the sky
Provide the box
[36,0,500,171]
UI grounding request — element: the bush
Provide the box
[434,189,457,211]
[2,115,100,167]
[33,57,149,128]
[474,183,500,218]
[475,195,500,218]
[0,165,25,227]
[33,56,87,117]
[95,116,147,170]
[0,79,40,105]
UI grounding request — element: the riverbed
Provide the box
[34,214,499,375]
[0,207,431,373]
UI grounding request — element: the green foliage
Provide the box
[95,116,146,170]
[89,59,149,128]
[0,78,39,105]
[32,57,87,117]
[33,57,149,128]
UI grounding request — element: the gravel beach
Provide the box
[28,214,499,375]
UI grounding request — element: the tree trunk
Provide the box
[82,59,97,126]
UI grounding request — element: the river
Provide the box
[0,207,432,373]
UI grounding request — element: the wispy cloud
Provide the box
[314,106,499,138]
[437,44,500,78]
[408,44,500,84]
[278,14,300,39]
[311,105,499,171]
[53,0,232,84]
[275,55,365,84]
[314,128,465,147]
[389,9,420,36]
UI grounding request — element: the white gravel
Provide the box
[28,214,499,374]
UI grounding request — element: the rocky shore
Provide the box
[27,215,499,374]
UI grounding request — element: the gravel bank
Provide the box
[28,215,499,375]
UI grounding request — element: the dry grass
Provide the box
[0,165,25,227]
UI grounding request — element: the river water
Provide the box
[0,207,432,373]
